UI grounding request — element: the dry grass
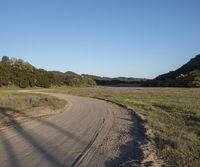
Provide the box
[0,91,66,129]
[0,91,66,110]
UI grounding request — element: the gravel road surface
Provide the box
[0,93,159,167]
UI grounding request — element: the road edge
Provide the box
[92,97,164,167]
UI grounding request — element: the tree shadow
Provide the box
[0,107,87,145]
[0,131,21,167]
[105,113,148,167]
[0,106,88,167]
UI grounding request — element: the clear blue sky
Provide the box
[0,0,200,78]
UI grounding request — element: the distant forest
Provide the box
[0,54,200,88]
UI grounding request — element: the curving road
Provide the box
[0,94,118,167]
[0,93,158,167]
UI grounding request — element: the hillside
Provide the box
[145,54,200,87]
[0,56,148,88]
[1,54,199,88]
[0,56,96,88]
[82,74,148,86]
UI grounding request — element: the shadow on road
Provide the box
[0,130,21,167]
[0,106,148,167]
[0,107,87,167]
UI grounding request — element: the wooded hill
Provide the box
[0,56,96,88]
[0,56,148,88]
[145,54,200,87]
[82,74,148,86]
[1,54,200,88]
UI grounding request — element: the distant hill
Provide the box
[145,54,200,87]
[65,71,79,76]
[0,56,148,88]
[156,54,200,80]
[82,74,148,86]
[2,54,199,88]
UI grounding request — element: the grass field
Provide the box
[45,87,200,167]
[0,91,66,129]
[0,91,66,110]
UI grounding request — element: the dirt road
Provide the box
[0,93,159,167]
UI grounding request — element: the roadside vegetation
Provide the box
[54,87,200,167]
[0,91,66,110]
[0,91,66,129]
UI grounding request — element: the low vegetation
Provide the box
[0,91,66,129]
[0,91,66,110]
[58,87,200,167]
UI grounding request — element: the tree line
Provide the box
[0,56,96,88]
[1,54,200,88]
